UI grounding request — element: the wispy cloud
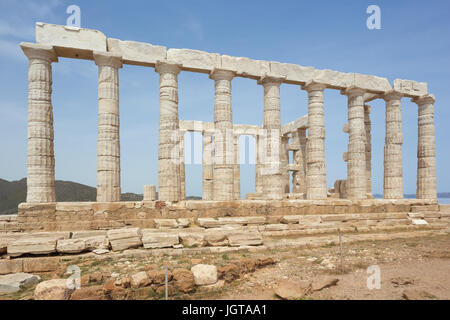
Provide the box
[0,20,34,39]
[183,15,204,41]
[0,39,26,61]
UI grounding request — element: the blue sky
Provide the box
[0,0,449,197]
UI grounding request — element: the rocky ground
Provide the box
[0,233,449,300]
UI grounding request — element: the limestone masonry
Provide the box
[12,22,441,235]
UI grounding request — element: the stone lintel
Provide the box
[342,85,366,96]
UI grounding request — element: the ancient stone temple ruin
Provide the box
[1,22,447,259]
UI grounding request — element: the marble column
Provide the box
[413,94,437,199]
[21,43,58,203]
[364,105,372,195]
[233,134,241,199]
[281,135,290,193]
[303,81,327,199]
[383,91,404,199]
[292,128,307,194]
[210,68,235,200]
[94,52,123,202]
[179,130,186,200]
[255,134,263,194]
[155,61,182,202]
[344,86,367,200]
[202,132,214,200]
[258,75,285,200]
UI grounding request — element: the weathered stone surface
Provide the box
[167,48,220,73]
[270,62,314,84]
[0,272,40,294]
[313,69,352,89]
[217,216,266,225]
[107,228,142,251]
[7,237,58,257]
[352,73,391,93]
[141,231,179,249]
[191,264,218,285]
[275,280,311,299]
[34,278,75,300]
[393,79,427,97]
[411,219,428,225]
[311,277,339,291]
[56,239,86,253]
[154,219,178,229]
[228,231,263,247]
[69,285,105,300]
[36,22,107,59]
[22,257,58,273]
[107,38,166,67]
[173,268,195,293]
[130,271,150,288]
[221,55,269,78]
[0,259,23,275]
[179,231,205,247]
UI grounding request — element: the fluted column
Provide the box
[364,105,372,195]
[233,134,241,199]
[383,91,404,199]
[258,75,285,200]
[202,132,214,200]
[413,94,437,199]
[255,134,263,194]
[94,52,123,202]
[292,128,307,194]
[210,68,235,200]
[179,130,186,200]
[303,81,327,199]
[344,86,367,200]
[21,43,58,203]
[155,61,182,202]
[281,135,290,193]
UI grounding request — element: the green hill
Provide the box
[0,178,143,215]
[0,178,201,215]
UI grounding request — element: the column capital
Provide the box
[257,73,285,86]
[302,80,327,92]
[210,67,236,80]
[383,90,403,101]
[412,94,435,105]
[93,51,122,68]
[155,60,182,75]
[342,85,365,96]
[21,42,58,62]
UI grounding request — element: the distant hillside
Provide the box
[0,178,143,215]
[0,178,202,215]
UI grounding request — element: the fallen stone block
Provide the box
[7,237,58,257]
[107,228,142,251]
[191,264,217,285]
[22,257,58,273]
[179,231,205,247]
[154,219,178,229]
[228,232,263,247]
[34,278,75,300]
[130,271,150,288]
[0,272,41,294]
[0,259,23,275]
[56,239,87,254]
[141,231,179,249]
